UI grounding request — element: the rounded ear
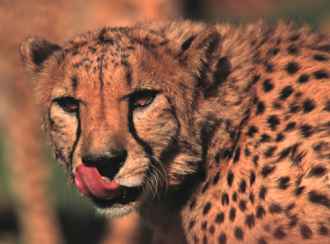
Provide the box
[19,37,62,73]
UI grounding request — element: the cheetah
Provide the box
[20,21,330,243]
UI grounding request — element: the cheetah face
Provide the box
[19,26,219,217]
[50,85,181,217]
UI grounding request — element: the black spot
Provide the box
[88,46,97,53]
[288,44,299,55]
[273,226,286,239]
[268,47,280,56]
[261,165,276,177]
[303,99,316,113]
[300,124,313,137]
[259,186,267,200]
[313,54,328,61]
[256,205,266,219]
[314,70,329,79]
[232,192,238,202]
[202,236,208,244]
[215,212,225,224]
[71,75,78,91]
[264,146,276,158]
[288,214,299,227]
[213,172,221,185]
[256,101,266,115]
[297,73,310,84]
[189,199,196,209]
[250,171,256,185]
[221,192,230,206]
[285,121,296,131]
[229,207,236,221]
[245,214,255,228]
[263,79,274,92]
[218,233,227,244]
[279,86,293,100]
[227,171,234,187]
[289,103,301,113]
[244,147,251,157]
[286,62,300,74]
[209,225,215,235]
[264,62,274,73]
[215,148,233,164]
[319,225,329,236]
[315,44,330,52]
[249,192,255,204]
[269,203,283,214]
[289,33,300,41]
[272,101,282,110]
[234,227,244,240]
[260,133,271,143]
[248,125,259,137]
[203,202,212,215]
[201,221,208,231]
[278,176,290,189]
[300,224,313,239]
[308,165,327,177]
[193,235,199,243]
[286,203,295,211]
[324,100,330,112]
[267,115,280,131]
[275,133,285,142]
[252,155,259,166]
[180,35,196,52]
[239,200,247,212]
[98,28,114,44]
[239,179,247,193]
[233,146,241,164]
[308,191,330,208]
[258,238,268,244]
[294,186,305,196]
[188,220,195,230]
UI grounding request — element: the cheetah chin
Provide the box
[96,202,138,218]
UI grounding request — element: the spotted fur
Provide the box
[20,21,330,243]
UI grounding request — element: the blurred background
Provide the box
[0,0,329,244]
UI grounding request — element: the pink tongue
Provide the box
[74,164,120,199]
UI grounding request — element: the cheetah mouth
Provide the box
[74,164,142,208]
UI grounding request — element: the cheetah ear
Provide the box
[19,37,62,73]
[178,27,221,72]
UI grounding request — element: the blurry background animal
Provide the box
[0,0,329,244]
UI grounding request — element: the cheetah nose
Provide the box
[81,149,128,180]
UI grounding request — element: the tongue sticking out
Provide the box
[74,164,120,199]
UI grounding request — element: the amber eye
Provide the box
[129,90,157,110]
[54,96,79,113]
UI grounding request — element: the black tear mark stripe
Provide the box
[69,110,81,175]
[127,104,165,193]
[127,104,154,156]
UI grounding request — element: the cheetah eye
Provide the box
[129,90,158,110]
[54,96,79,114]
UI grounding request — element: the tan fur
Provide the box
[20,21,330,243]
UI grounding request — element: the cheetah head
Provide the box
[19,23,226,217]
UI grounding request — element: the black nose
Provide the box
[82,149,128,180]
